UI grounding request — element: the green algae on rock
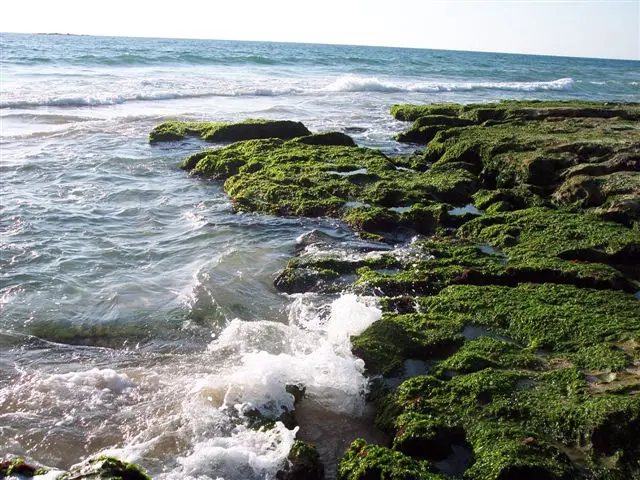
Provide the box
[149,119,311,143]
[0,458,46,477]
[420,283,640,368]
[337,438,440,480]
[148,103,640,479]
[63,456,151,480]
[457,207,640,292]
[180,136,479,226]
[276,441,325,480]
[274,253,401,294]
[392,100,640,227]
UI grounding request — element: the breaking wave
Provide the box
[323,75,576,93]
[1,77,578,109]
[0,88,304,108]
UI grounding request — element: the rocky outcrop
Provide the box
[150,101,640,480]
[149,119,311,143]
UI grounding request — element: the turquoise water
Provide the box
[1,33,639,479]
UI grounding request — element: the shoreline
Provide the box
[4,99,639,479]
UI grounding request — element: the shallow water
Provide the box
[1,32,639,478]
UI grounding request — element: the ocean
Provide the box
[1,32,638,479]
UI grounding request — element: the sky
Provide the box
[1,0,638,60]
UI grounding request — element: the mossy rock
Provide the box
[378,367,640,479]
[179,137,479,228]
[353,237,506,298]
[435,336,543,375]
[273,254,401,294]
[294,131,356,146]
[419,283,639,363]
[351,312,464,375]
[0,458,45,477]
[64,456,150,480]
[273,260,342,294]
[276,441,324,480]
[458,207,640,290]
[336,438,441,480]
[149,119,311,143]
[392,101,640,226]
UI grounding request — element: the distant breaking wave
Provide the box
[323,76,576,93]
[0,76,578,109]
[0,88,304,109]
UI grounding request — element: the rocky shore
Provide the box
[164,101,640,480]
[11,101,637,479]
[161,101,640,479]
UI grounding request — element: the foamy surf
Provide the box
[9,292,382,479]
[1,76,577,109]
[323,75,575,93]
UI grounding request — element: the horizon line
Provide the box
[2,30,638,63]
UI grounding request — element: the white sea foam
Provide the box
[173,424,297,480]
[200,294,381,417]
[42,368,135,393]
[26,368,136,411]
[80,293,381,479]
[323,75,575,93]
[0,74,577,109]
[0,88,302,109]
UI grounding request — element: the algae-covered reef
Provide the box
[0,455,151,479]
[392,100,640,228]
[149,118,311,143]
[148,102,640,479]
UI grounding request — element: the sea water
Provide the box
[1,32,638,478]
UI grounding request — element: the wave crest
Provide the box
[323,76,575,93]
[0,87,302,108]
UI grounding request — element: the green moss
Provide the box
[472,187,542,212]
[353,238,505,298]
[378,366,640,479]
[390,104,463,122]
[464,420,574,480]
[277,440,324,480]
[65,456,151,480]
[0,458,42,477]
[392,100,639,125]
[351,313,464,375]
[395,101,640,226]
[436,336,543,375]
[180,137,480,229]
[419,283,639,366]
[358,279,639,477]
[336,438,440,480]
[344,207,400,233]
[273,259,341,294]
[458,207,640,291]
[293,131,356,146]
[149,119,310,143]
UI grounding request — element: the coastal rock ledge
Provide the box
[148,101,640,479]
